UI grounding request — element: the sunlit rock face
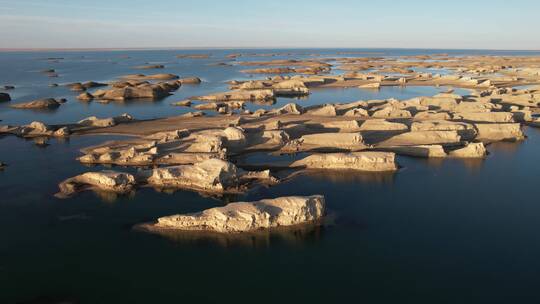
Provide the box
[145,195,325,233]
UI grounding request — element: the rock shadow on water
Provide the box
[134,221,325,249]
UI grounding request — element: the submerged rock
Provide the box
[290,152,398,172]
[134,64,165,69]
[171,100,192,107]
[141,195,325,233]
[56,171,136,198]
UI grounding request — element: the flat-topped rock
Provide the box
[10,98,63,109]
[92,84,171,100]
[142,195,325,233]
[290,152,398,171]
[360,119,409,131]
[382,145,447,158]
[288,132,367,152]
[452,112,514,123]
[120,73,179,80]
[376,131,462,147]
[475,123,525,142]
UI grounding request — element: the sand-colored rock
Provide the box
[178,77,202,84]
[78,114,134,128]
[371,107,412,118]
[92,84,171,101]
[382,145,447,158]
[452,112,514,123]
[144,195,325,233]
[139,159,276,193]
[10,98,62,109]
[360,119,409,131]
[290,152,398,172]
[271,103,304,115]
[77,92,94,101]
[57,171,136,198]
[287,132,367,152]
[377,131,461,147]
[121,73,179,81]
[194,90,275,102]
[171,100,192,107]
[304,104,337,116]
[358,82,381,89]
[448,143,487,158]
[474,123,525,142]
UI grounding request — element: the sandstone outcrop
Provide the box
[290,152,398,171]
[56,171,136,198]
[138,159,277,194]
[141,195,325,233]
[92,83,172,101]
[10,98,63,109]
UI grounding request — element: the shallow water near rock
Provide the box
[2,49,540,303]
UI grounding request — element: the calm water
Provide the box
[2,49,540,304]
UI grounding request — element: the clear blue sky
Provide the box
[1,0,539,49]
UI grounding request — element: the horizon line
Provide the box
[1,46,540,53]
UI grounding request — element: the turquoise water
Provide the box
[2,49,540,304]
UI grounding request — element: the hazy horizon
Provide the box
[1,0,539,50]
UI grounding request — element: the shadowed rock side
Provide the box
[138,195,325,233]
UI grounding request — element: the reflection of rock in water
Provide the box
[135,222,324,249]
[460,158,485,172]
[300,169,396,184]
[93,189,135,203]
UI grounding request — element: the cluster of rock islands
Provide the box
[2,53,540,236]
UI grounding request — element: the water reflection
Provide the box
[300,169,396,184]
[136,222,324,249]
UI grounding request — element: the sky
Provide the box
[0,0,539,50]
